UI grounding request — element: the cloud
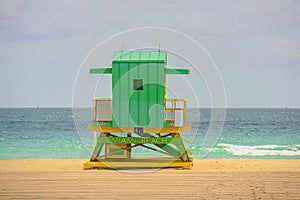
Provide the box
[169,1,300,38]
[104,0,186,12]
[169,13,264,37]
[0,0,188,42]
[224,0,300,24]
[267,39,300,62]
[0,1,118,41]
[0,1,84,41]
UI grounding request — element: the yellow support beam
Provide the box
[181,136,193,144]
[186,149,193,155]
[84,157,193,170]
[88,125,191,133]
[93,97,112,101]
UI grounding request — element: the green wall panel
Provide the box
[112,52,166,128]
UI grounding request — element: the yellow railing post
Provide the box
[93,106,96,121]
[183,99,187,126]
[164,99,187,127]
[93,131,97,147]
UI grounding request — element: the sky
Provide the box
[0,0,299,108]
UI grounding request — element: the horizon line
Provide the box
[0,106,299,109]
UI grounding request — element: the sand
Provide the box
[0,159,299,199]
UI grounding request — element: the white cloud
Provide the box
[224,0,300,24]
[169,1,300,38]
[0,0,188,42]
[268,39,300,61]
[169,13,264,37]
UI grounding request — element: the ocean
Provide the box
[0,108,299,160]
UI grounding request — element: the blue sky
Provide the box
[0,0,299,107]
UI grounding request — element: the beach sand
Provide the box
[0,159,299,199]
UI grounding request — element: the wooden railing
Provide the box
[92,98,187,127]
[165,99,187,127]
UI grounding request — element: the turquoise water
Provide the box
[0,108,299,160]
[191,108,300,159]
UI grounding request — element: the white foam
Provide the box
[218,143,300,156]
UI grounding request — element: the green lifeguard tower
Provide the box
[84,51,193,169]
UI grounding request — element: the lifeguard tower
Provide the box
[84,51,193,169]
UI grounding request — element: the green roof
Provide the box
[113,51,166,64]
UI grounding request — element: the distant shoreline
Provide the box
[1,107,300,109]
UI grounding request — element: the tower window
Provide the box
[133,79,143,90]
